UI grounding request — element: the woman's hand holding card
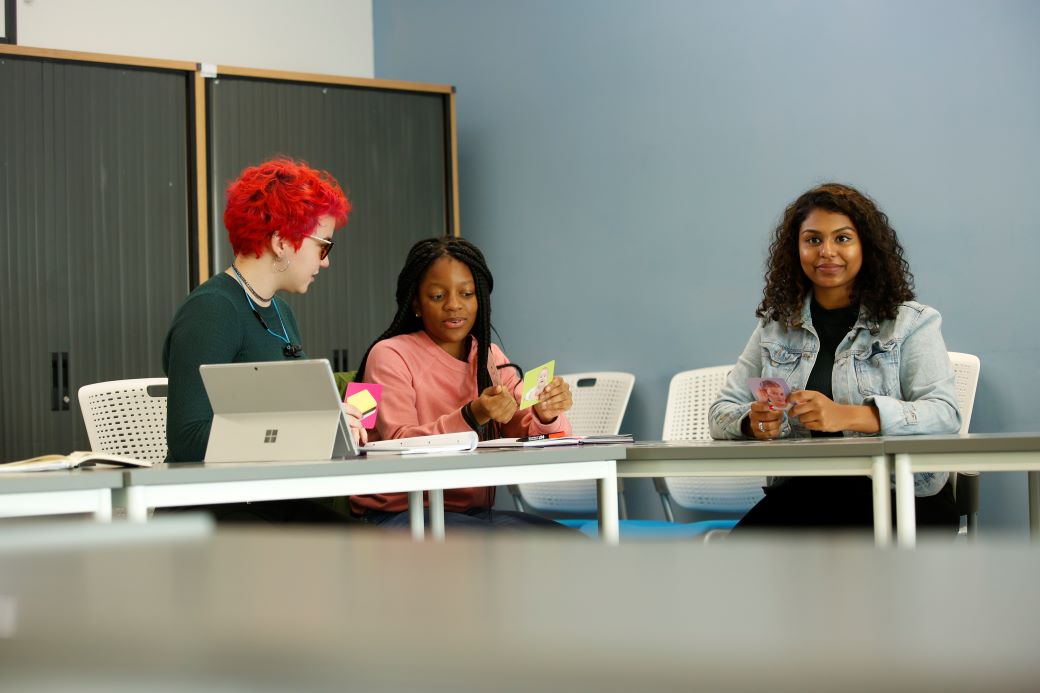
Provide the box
[747,377,792,411]
[533,377,572,424]
[473,385,519,425]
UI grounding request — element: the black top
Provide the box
[806,300,859,438]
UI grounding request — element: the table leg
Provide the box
[93,489,113,523]
[894,453,917,548]
[1029,471,1039,542]
[871,455,891,547]
[597,468,620,545]
[408,491,425,541]
[429,489,445,542]
[125,486,149,523]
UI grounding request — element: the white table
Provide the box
[887,433,1040,547]
[621,438,892,545]
[118,446,623,543]
[0,470,121,521]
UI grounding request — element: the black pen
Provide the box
[517,434,549,443]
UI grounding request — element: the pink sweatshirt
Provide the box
[350,330,571,515]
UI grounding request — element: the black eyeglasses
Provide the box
[307,234,334,260]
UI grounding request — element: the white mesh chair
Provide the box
[509,372,634,516]
[78,378,169,463]
[949,352,980,436]
[948,352,981,533]
[654,365,766,521]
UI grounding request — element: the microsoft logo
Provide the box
[264,429,278,444]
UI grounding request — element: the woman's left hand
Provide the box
[533,377,572,424]
[343,402,369,445]
[789,390,850,432]
[790,389,881,432]
[789,390,881,434]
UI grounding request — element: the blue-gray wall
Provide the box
[374,0,1040,534]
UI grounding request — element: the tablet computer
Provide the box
[200,359,359,463]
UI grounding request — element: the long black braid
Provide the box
[357,236,502,439]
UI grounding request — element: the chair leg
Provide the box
[507,484,526,513]
[953,473,980,541]
[652,477,676,522]
[659,494,675,523]
[618,492,628,520]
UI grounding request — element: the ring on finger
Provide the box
[758,421,765,433]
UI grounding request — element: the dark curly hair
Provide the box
[756,183,915,327]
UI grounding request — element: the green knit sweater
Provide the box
[162,272,305,462]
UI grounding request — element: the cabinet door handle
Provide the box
[332,348,349,372]
[51,352,61,411]
[61,351,71,410]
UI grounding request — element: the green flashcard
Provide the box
[519,360,555,410]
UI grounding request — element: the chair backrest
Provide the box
[516,372,635,513]
[78,378,169,463]
[558,372,635,436]
[948,352,980,435]
[334,370,358,399]
[661,366,731,441]
[947,352,982,520]
[662,366,766,513]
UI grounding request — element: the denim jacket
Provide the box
[708,297,961,496]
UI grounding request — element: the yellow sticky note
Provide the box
[347,389,378,418]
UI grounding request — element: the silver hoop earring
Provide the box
[273,256,290,273]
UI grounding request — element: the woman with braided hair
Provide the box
[709,183,961,534]
[349,236,575,530]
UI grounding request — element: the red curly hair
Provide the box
[223,157,351,258]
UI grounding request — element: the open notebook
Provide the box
[477,434,634,449]
[0,451,153,473]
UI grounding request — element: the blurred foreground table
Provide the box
[1,522,1038,692]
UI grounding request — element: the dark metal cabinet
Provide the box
[0,56,192,460]
[206,76,454,372]
[0,53,455,463]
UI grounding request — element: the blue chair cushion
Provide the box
[559,518,738,540]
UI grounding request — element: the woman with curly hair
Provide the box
[708,183,961,532]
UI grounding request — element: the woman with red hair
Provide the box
[162,158,361,522]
